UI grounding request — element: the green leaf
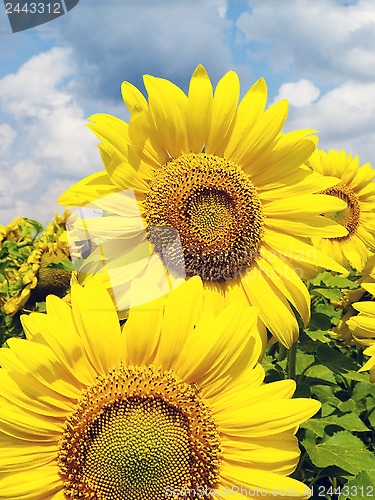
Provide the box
[305,365,336,384]
[2,240,19,258]
[330,412,369,433]
[315,302,343,324]
[295,352,315,375]
[23,218,44,236]
[293,382,312,398]
[308,271,332,287]
[300,418,335,437]
[339,470,375,499]
[34,302,47,313]
[316,344,360,374]
[47,260,75,272]
[322,273,359,289]
[352,382,375,400]
[351,382,375,412]
[321,402,338,418]
[305,329,332,343]
[337,399,356,412]
[368,407,375,429]
[303,430,375,474]
[308,271,359,289]
[312,287,342,301]
[308,312,331,331]
[342,370,370,382]
[311,386,341,415]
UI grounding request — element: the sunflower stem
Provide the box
[277,344,287,362]
[357,348,364,366]
[293,451,307,481]
[287,341,297,380]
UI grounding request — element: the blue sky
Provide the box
[0,0,374,224]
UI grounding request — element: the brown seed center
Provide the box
[144,153,264,281]
[320,183,360,237]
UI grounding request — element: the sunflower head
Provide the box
[58,64,349,348]
[145,153,264,280]
[0,278,319,499]
[0,217,35,248]
[0,212,72,316]
[59,365,221,499]
[309,148,375,271]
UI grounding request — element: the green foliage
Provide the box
[339,470,375,499]
[303,430,374,474]
[0,215,72,347]
[0,312,24,345]
[47,260,75,272]
[263,271,375,499]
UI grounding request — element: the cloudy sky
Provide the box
[0,0,374,225]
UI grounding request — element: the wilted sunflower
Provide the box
[0,210,72,316]
[58,65,347,348]
[308,148,375,271]
[0,278,319,499]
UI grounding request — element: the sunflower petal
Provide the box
[224,77,267,160]
[219,398,320,437]
[241,264,299,348]
[187,64,213,153]
[144,75,188,158]
[220,461,311,499]
[155,277,203,371]
[205,70,239,156]
[71,281,122,376]
[57,171,119,207]
[0,463,62,500]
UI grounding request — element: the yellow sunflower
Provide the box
[345,282,375,382]
[0,278,319,499]
[346,282,375,346]
[357,343,375,383]
[333,254,375,345]
[308,148,375,271]
[0,210,72,316]
[0,217,34,248]
[58,65,348,348]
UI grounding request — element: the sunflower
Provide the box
[357,343,375,383]
[58,65,348,348]
[346,282,375,346]
[0,217,34,248]
[0,210,72,316]
[308,148,375,272]
[0,278,319,499]
[344,282,375,382]
[333,254,375,345]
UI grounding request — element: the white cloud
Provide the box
[273,80,320,107]
[0,47,101,224]
[237,0,375,81]
[0,123,16,154]
[283,79,375,165]
[0,0,241,225]
[52,0,234,101]
[237,0,375,167]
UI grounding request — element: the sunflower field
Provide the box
[0,66,375,500]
